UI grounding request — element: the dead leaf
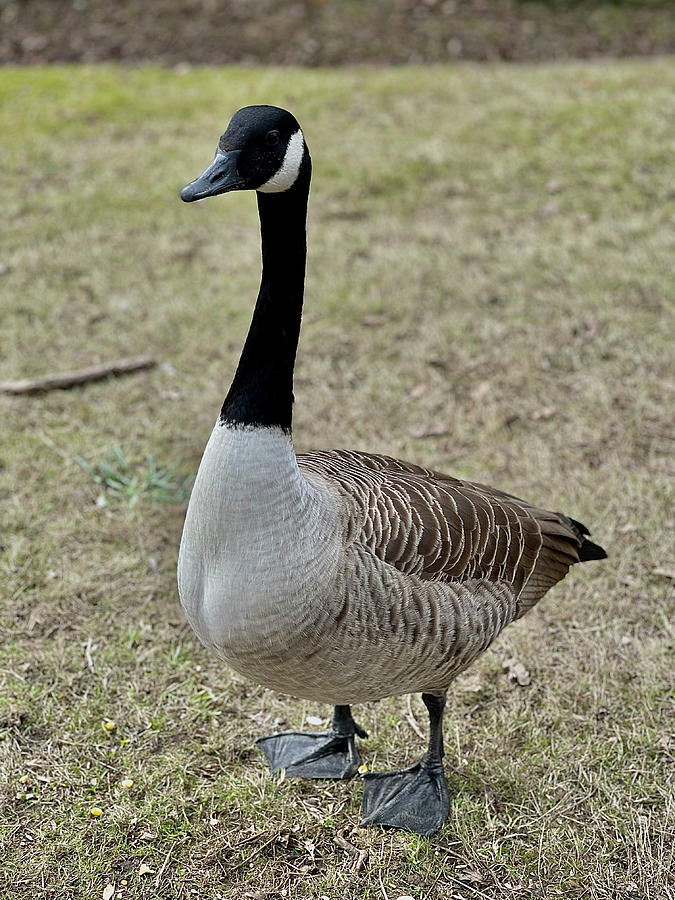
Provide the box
[503,657,531,686]
[458,869,485,884]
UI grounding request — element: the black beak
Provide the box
[180,149,244,202]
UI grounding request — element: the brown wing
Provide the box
[298,449,584,614]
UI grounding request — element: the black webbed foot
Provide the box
[257,729,361,779]
[361,755,449,835]
[360,693,449,836]
[256,705,367,780]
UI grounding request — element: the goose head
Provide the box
[180,105,309,202]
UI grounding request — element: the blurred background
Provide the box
[2,0,674,66]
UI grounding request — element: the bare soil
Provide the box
[2,0,674,66]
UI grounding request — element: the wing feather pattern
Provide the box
[299,449,589,615]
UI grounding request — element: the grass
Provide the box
[73,446,193,508]
[0,60,673,899]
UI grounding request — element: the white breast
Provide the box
[177,422,340,660]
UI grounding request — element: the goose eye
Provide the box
[265,130,281,147]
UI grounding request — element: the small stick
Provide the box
[354,848,369,874]
[334,831,359,855]
[405,693,426,741]
[377,868,389,900]
[85,637,95,673]
[0,356,156,395]
[334,831,369,875]
[154,838,181,888]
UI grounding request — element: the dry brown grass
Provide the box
[1,61,673,899]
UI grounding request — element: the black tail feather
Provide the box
[556,512,607,562]
[566,515,590,537]
[577,539,607,561]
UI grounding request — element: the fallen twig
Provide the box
[354,847,369,874]
[377,867,389,900]
[405,693,426,740]
[155,838,184,889]
[0,356,156,395]
[334,830,369,874]
[334,831,358,855]
[84,637,96,673]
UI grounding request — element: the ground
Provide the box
[2,0,674,65]
[0,60,674,899]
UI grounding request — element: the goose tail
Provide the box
[556,512,607,562]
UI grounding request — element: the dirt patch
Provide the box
[2,0,674,66]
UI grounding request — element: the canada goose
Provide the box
[177,105,606,836]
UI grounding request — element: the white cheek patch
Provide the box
[257,129,305,193]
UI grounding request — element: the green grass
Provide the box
[73,446,193,508]
[1,61,673,899]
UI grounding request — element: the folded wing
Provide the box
[299,449,596,616]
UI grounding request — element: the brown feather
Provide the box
[299,449,587,614]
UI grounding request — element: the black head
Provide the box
[180,105,309,202]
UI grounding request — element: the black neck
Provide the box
[220,152,311,432]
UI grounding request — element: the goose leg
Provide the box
[256,705,367,780]
[361,693,450,836]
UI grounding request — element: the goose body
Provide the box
[178,106,606,834]
[179,424,586,705]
